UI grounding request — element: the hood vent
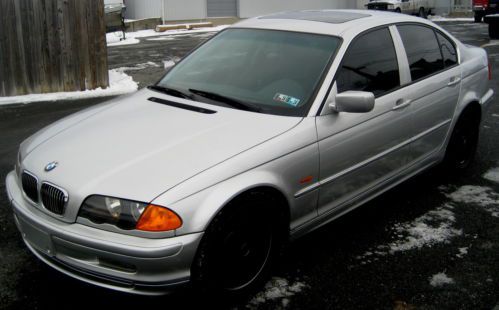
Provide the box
[148,97,217,114]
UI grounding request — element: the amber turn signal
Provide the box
[136,205,182,232]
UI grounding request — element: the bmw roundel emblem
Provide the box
[44,161,58,172]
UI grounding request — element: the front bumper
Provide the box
[366,5,397,12]
[5,171,203,295]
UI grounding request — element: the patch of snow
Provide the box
[147,36,178,41]
[163,60,176,69]
[456,247,469,258]
[106,25,229,46]
[484,168,499,183]
[429,15,474,22]
[162,57,181,69]
[445,185,499,217]
[114,62,160,73]
[248,278,307,308]
[493,114,499,117]
[429,272,454,287]
[0,69,138,105]
[388,205,462,253]
[107,37,140,47]
[357,204,461,262]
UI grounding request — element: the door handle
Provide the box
[392,99,412,111]
[447,77,461,87]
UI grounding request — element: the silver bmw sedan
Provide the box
[5,10,493,296]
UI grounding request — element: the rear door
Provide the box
[316,26,414,215]
[395,24,461,164]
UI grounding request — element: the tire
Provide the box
[443,110,480,172]
[395,8,401,13]
[475,14,483,23]
[191,192,284,298]
[490,23,499,39]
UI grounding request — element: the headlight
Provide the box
[79,195,182,232]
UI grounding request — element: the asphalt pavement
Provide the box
[1,20,499,310]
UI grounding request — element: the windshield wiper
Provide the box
[189,88,261,113]
[148,85,193,100]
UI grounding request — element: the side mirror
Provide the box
[331,91,375,113]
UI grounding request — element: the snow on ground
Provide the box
[163,60,176,69]
[388,205,462,253]
[106,25,229,46]
[429,272,455,287]
[113,61,161,73]
[445,185,499,217]
[356,182,499,264]
[0,70,138,105]
[429,15,474,22]
[356,204,462,263]
[248,277,307,309]
[108,37,140,47]
[484,168,499,183]
[456,247,469,259]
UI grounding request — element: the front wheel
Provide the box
[191,194,283,297]
[443,111,480,172]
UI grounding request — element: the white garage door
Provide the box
[207,0,238,17]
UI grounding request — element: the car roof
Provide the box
[233,9,433,37]
[258,10,371,24]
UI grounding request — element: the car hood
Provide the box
[21,89,301,219]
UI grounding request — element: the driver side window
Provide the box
[336,27,400,97]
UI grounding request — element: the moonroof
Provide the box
[259,11,371,24]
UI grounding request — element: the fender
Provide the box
[162,170,292,236]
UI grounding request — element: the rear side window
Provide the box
[336,27,400,97]
[436,32,457,67]
[397,25,444,81]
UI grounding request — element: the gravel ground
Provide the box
[1,20,498,310]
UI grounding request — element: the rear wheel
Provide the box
[395,7,401,13]
[443,109,480,172]
[192,193,284,297]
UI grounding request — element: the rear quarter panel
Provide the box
[455,43,490,118]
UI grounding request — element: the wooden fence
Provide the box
[0,0,109,97]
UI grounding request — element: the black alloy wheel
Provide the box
[444,111,479,171]
[192,193,282,297]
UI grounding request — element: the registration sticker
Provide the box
[273,93,301,107]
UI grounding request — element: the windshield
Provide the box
[157,28,341,116]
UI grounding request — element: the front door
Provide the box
[316,27,414,215]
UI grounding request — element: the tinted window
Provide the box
[336,28,400,97]
[397,25,444,81]
[158,29,340,117]
[436,32,457,67]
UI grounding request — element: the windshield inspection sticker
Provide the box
[274,93,301,107]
